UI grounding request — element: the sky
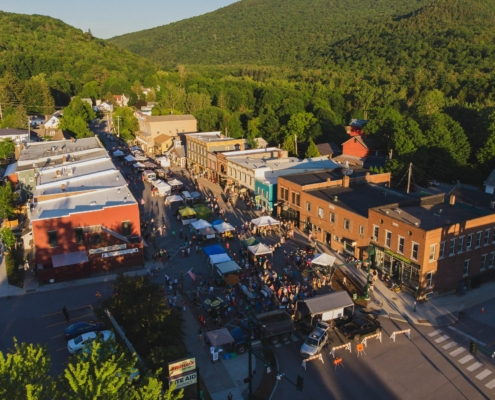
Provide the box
[0,0,238,39]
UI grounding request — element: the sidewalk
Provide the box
[313,239,495,327]
[180,292,263,400]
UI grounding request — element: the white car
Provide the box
[300,321,330,358]
[67,330,114,354]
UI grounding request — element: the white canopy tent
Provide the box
[251,216,280,227]
[133,162,145,169]
[213,222,235,234]
[209,253,231,265]
[124,154,136,162]
[165,195,183,204]
[311,253,336,267]
[168,178,183,187]
[215,261,241,275]
[191,219,212,230]
[156,156,170,167]
[113,150,124,157]
[135,155,147,161]
[247,243,273,256]
[152,180,171,197]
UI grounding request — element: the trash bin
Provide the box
[352,293,357,300]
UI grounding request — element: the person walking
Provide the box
[227,392,234,400]
[62,306,70,322]
[198,327,203,342]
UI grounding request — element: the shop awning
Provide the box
[206,328,235,346]
[52,251,88,268]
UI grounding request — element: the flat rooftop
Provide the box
[307,184,411,218]
[17,137,104,165]
[187,132,242,143]
[228,157,339,171]
[31,185,137,221]
[34,167,123,197]
[279,168,369,186]
[373,187,495,230]
[37,157,115,186]
[221,147,279,157]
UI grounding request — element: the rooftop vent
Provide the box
[334,196,338,202]
[394,208,402,214]
[90,201,96,206]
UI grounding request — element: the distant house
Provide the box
[254,137,268,149]
[484,168,495,194]
[99,102,114,112]
[0,128,29,145]
[342,136,375,159]
[316,142,342,158]
[113,94,129,107]
[44,114,61,129]
[153,134,174,154]
[141,102,157,116]
[30,115,45,127]
[345,119,368,136]
[32,128,71,141]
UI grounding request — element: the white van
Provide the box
[181,191,193,203]
[142,170,156,183]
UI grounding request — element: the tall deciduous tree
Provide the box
[0,338,54,399]
[0,138,15,159]
[113,107,139,141]
[0,71,23,108]
[305,138,320,158]
[0,105,28,129]
[60,97,96,138]
[0,182,15,220]
[21,74,55,114]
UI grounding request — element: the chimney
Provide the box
[449,195,456,206]
[326,178,331,183]
[71,137,75,143]
[278,151,283,159]
[343,175,350,188]
[62,155,67,163]
[56,170,61,177]
[345,126,351,134]
[61,184,66,191]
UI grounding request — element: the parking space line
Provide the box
[443,341,457,349]
[485,379,495,389]
[466,362,483,372]
[435,335,449,343]
[56,346,68,352]
[428,329,442,337]
[450,347,466,357]
[42,305,92,318]
[46,313,94,328]
[51,334,64,339]
[476,369,492,380]
[458,355,474,364]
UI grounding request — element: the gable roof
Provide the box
[154,134,173,144]
[342,135,374,149]
[316,142,341,156]
[0,128,29,137]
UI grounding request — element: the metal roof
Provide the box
[299,291,354,314]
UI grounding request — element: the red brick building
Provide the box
[369,189,495,298]
[341,136,375,159]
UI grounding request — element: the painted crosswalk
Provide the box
[466,362,483,372]
[450,347,466,357]
[442,341,457,349]
[435,335,449,343]
[428,328,495,393]
[476,369,492,380]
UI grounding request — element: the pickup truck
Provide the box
[230,310,295,353]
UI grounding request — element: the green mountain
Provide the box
[0,11,157,103]
[108,0,430,68]
[323,0,495,90]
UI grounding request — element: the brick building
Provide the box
[277,169,394,258]
[369,188,495,298]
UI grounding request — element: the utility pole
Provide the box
[0,103,3,120]
[294,134,298,156]
[27,117,30,142]
[116,116,122,138]
[406,162,412,194]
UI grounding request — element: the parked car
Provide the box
[427,180,440,187]
[300,321,330,358]
[64,321,105,340]
[67,330,114,354]
[338,316,381,342]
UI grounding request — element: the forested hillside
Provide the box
[0,11,157,109]
[108,0,429,68]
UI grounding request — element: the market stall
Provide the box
[190,191,203,202]
[124,154,136,163]
[251,216,280,227]
[152,180,171,197]
[240,237,260,247]
[193,204,212,221]
[156,156,170,167]
[191,219,212,231]
[209,253,231,265]
[203,244,227,256]
[165,194,183,205]
[168,178,184,190]
[199,227,217,240]
[178,206,197,225]
[214,260,242,286]
[132,162,145,171]
[113,150,124,157]
[311,253,336,269]
[247,243,273,256]
[144,161,157,169]
[213,221,236,240]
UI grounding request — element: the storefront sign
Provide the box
[169,371,197,389]
[383,248,414,265]
[168,357,196,378]
[101,248,138,258]
[89,244,126,255]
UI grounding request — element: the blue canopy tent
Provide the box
[211,219,224,226]
[203,244,227,256]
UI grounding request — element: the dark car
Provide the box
[338,316,381,342]
[64,321,105,340]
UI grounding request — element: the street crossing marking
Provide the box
[476,369,492,380]
[443,341,457,349]
[428,329,442,337]
[458,355,474,364]
[450,347,466,357]
[485,379,495,389]
[435,335,449,343]
[466,362,483,372]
